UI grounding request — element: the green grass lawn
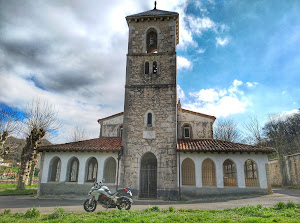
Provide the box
[0,184,37,190]
[0,184,37,195]
[0,202,299,223]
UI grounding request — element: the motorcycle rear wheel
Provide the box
[83,199,97,212]
[117,201,131,210]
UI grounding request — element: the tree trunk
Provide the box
[17,127,45,190]
[0,132,9,159]
[28,152,38,186]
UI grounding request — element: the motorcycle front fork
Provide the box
[89,197,95,205]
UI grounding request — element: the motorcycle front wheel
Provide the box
[117,201,131,210]
[83,198,97,212]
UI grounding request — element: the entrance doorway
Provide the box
[140,152,157,198]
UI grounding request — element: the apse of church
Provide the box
[120,7,179,199]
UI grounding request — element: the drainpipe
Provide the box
[116,147,123,190]
[178,150,181,200]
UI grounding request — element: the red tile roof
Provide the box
[38,137,121,152]
[177,139,273,154]
[38,138,272,154]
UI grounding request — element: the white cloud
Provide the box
[177,85,185,99]
[186,16,216,35]
[246,82,259,88]
[216,37,230,46]
[189,89,220,102]
[181,80,250,117]
[197,48,206,54]
[177,56,192,70]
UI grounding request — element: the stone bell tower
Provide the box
[120,4,179,199]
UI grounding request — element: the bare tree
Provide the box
[243,115,263,145]
[214,118,240,142]
[17,99,61,189]
[69,125,88,142]
[0,105,21,158]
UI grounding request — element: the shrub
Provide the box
[150,206,160,211]
[286,201,296,209]
[3,209,11,215]
[24,208,40,218]
[48,207,67,219]
[169,206,175,212]
[274,202,286,210]
[256,205,262,209]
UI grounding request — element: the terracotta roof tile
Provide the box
[177,139,273,154]
[38,137,121,152]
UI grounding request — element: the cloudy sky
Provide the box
[0,0,299,143]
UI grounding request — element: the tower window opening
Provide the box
[147,31,157,53]
[145,62,149,74]
[147,113,152,126]
[184,125,190,138]
[153,61,157,74]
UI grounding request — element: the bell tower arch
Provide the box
[120,4,179,199]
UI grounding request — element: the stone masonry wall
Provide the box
[100,115,123,137]
[268,153,300,187]
[178,109,214,139]
[267,159,283,187]
[120,16,178,199]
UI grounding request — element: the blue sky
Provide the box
[177,0,300,126]
[0,0,299,143]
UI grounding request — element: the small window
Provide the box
[184,126,190,138]
[153,61,157,74]
[147,113,152,126]
[119,125,123,138]
[145,62,149,74]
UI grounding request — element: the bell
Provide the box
[149,36,155,47]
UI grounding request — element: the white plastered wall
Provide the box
[41,152,118,184]
[177,152,269,189]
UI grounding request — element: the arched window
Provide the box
[119,125,123,138]
[182,158,195,186]
[223,159,237,186]
[103,157,116,183]
[68,157,79,182]
[145,62,149,74]
[147,31,157,53]
[147,113,152,126]
[244,159,259,187]
[153,61,157,74]
[86,157,98,182]
[183,124,191,139]
[48,157,61,182]
[202,158,216,186]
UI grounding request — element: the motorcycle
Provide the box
[83,181,133,212]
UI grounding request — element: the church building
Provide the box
[38,5,273,199]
